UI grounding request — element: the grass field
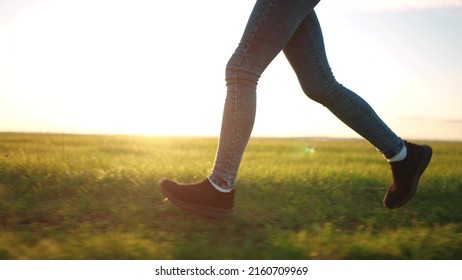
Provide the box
[0,133,461,259]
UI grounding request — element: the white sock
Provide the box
[387,145,408,162]
[207,178,234,193]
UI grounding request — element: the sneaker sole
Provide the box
[384,145,433,209]
[160,184,234,219]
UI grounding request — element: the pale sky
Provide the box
[1,0,461,141]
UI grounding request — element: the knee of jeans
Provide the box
[225,56,260,87]
[301,77,341,106]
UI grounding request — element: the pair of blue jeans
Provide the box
[208,0,404,190]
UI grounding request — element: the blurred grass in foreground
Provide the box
[0,133,461,259]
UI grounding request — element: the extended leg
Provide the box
[283,11,405,157]
[283,11,432,208]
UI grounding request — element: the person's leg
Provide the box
[283,11,404,157]
[160,0,321,217]
[283,11,432,208]
[208,0,321,191]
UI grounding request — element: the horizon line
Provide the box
[0,131,460,143]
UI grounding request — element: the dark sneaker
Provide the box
[159,178,235,218]
[383,141,432,209]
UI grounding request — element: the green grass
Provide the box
[0,133,461,259]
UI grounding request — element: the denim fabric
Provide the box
[209,0,404,190]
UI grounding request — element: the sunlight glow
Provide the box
[1,0,461,140]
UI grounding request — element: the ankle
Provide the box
[207,176,234,193]
[387,143,408,163]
